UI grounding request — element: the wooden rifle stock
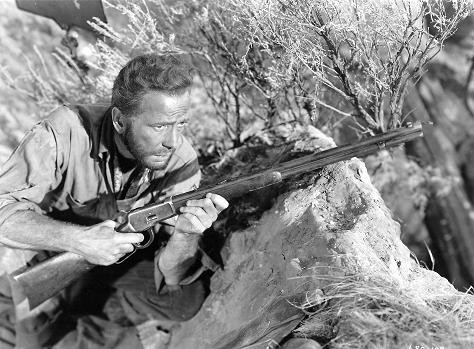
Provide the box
[10,123,424,309]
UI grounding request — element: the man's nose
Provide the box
[162,125,177,149]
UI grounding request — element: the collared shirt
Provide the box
[0,104,206,285]
[0,104,201,226]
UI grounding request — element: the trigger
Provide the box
[135,228,155,249]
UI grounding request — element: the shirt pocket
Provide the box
[66,193,116,224]
[65,193,96,222]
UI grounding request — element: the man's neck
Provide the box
[113,129,134,158]
[113,131,138,172]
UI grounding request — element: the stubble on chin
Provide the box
[142,154,173,171]
[122,127,145,164]
[122,126,174,171]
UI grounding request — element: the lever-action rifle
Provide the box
[10,123,424,309]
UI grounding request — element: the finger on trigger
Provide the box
[116,232,144,244]
[119,243,135,253]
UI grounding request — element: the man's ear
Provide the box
[112,107,126,134]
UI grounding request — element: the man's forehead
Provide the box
[137,91,190,122]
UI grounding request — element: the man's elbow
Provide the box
[0,200,42,229]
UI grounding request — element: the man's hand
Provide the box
[175,193,229,235]
[158,193,229,285]
[74,220,144,265]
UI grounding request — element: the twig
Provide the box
[464,56,474,118]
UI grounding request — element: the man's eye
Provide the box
[153,125,167,131]
[177,122,188,128]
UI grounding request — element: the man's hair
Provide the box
[111,54,193,116]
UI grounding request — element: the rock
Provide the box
[167,127,472,348]
[364,148,431,264]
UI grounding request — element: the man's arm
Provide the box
[0,115,142,265]
[0,210,144,265]
[156,229,200,285]
[158,193,228,285]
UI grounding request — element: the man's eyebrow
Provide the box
[150,121,173,126]
[150,117,189,126]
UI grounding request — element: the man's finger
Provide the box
[206,193,229,212]
[185,198,218,220]
[201,197,218,220]
[111,254,126,263]
[100,219,118,228]
[118,243,135,254]
[115,232,144,244]
[181,213,206,233]
[180,206,213,228]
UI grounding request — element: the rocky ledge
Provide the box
[169,127,474,349]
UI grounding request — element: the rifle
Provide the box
[10,123,424,310]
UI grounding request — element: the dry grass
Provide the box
[294,275,474,348]
[0,0,65,163]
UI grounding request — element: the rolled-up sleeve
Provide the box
[0,120,63,229]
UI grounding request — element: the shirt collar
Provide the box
[95,107,115,159]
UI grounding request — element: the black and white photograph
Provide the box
[0,0,473,348]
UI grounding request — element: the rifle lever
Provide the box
[115,227,155,264]
[135,227,155,249]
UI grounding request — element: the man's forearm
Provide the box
[158,230,201,285]
[0,210,80,252]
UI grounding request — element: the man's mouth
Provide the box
[152,152,172,160]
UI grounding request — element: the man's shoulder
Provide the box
[43,104,110,158]
[172,135,198,167]
[45,104,109,133]
[45,105,80,129]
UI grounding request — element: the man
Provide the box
[0,54,228,347]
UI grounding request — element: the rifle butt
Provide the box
[10,252,94,310]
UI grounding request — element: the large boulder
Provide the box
[168,128,473,348]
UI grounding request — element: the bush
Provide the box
[2,0,471,152]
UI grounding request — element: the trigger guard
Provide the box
[134,229,155,249]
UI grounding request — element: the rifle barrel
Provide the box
[172,122,423,203]
[278,124,422,178]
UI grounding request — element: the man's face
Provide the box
[121,90,190,170]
